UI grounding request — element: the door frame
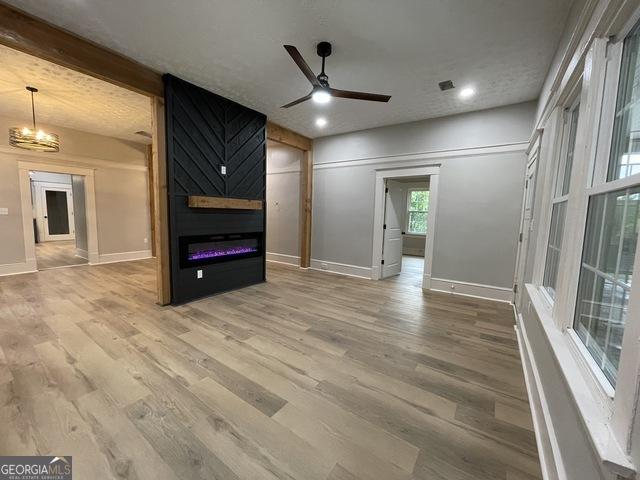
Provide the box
[371,165,441,289]
[514,142,541,305]
[19,161,99,268]
[34,181,75,241]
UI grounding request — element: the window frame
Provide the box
[522,11,640,476]
[555,33,640,418]
[541,93,582,302]
[405,187,429,236]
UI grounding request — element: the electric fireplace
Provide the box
[179,232,262,268]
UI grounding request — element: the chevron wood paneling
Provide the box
[164,74,267,303]
[165,75,265,200]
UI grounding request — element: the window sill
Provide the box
[524,284,635,479]
[403,233,426,238]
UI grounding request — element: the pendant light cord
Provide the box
[30,89,36,130]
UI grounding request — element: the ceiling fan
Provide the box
[281,42,391,108]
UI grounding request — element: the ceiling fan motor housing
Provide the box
[316,41,332,58]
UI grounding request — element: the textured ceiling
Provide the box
[4,0,573,138]
[0,44,150,143]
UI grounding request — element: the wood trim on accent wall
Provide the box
[267,121,312,151]
[188,196,263,210]
[300,150,313,268]
[151,97,171,305]
[266,122,314,269]
[0,3,163,97]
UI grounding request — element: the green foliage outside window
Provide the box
[408,190,429,234]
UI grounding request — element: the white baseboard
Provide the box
[0,259,37,277]
[266,252,300,266]
[75,248,89,260]
[515,315,565,480]
[402,248,425,256]
[94,250,152,265]
[310,259,372,279]
[429,277,513,303]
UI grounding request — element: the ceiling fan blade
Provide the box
[284,45,320,87]
[329,88,391,102]
[281,94,312,108]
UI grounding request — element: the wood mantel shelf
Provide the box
[187,195,263,210]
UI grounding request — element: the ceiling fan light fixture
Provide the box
[9,86,59,152]
[459,87,476,99]
[311,88,331,104]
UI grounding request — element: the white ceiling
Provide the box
[5,0,573,138]
[0,44,151,143]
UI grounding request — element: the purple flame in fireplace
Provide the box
[188,245,258,261]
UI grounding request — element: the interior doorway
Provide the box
[372,165,440,289]
[29,170,89,270]
[381,177,430,283]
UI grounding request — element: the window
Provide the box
[406,189,429,235]
[572,24,640,387]
[573,187,640,386]
[608,22,640,181]
[543,100,581,298]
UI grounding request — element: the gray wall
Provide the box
[266,142,301,258]
[0,115,151,267]
[312,101,536,288]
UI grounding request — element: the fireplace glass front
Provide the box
[179,232,262,268]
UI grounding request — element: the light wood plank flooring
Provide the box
[35,240,88,270]
[0,259,540,480]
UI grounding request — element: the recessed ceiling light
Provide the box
[315,117,327,128]
[459,87,476,99]
[312,88,331,104]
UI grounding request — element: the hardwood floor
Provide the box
[0,259,540,479]
[35,240,88,270]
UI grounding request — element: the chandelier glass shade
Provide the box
[9,87,59,152]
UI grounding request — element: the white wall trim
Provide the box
[0,259,37,277]
[94,250,152,265]
[310,259,372,279]
[429,277,514,303]
[266,252,301,266]
[4,146,147,172]
[515,315,566,480]
[75,248,88,260]
[266,167,301,175]
[315,141,529,170]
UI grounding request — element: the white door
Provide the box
[514,151,538,306]
[39,185,75,241]
[382,180,404,278]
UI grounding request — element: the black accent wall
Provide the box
[164,74,267,304]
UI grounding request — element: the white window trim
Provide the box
[405,187,429,236]
[540,89,582,303]
[524,30,640,477]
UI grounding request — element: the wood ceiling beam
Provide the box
[0,3,163,97]
[265,121,313,270]
[266,121,312,152]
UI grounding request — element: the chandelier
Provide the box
[9,86,59,152]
